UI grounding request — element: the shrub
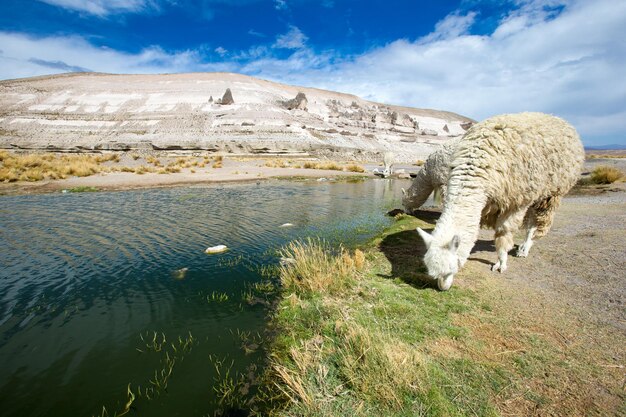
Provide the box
[590,166,623,184]
[278,238,364,295]
[345,164,365,173]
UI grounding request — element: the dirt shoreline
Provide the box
[0,157,398,195]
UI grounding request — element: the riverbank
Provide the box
[0,151,392,195]
[254,190,625,416]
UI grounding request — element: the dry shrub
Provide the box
[213,155,224,162]
[301,161,343,171]
[94,153,120,163]
[0,152,120,181]
[134,165,155,175]
[414,160,425,166]
[317,162,342,171]
[590,166,623,184]
[130,153,141,160]
[265,159,290,168]
[146,156,161,167]
[279,239,364,295]
[344,164,365,173]
[212,161,223,169]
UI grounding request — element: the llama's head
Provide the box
[416,228,459,291]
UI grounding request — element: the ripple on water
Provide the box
[0,179,408,417]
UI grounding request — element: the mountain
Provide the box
[0,72,474,161]
[585,144,626,150]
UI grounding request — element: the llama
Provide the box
[416,113,584,291]
[402,139,459,212]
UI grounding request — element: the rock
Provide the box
[282,92,308,111]
[209,96,213,103]
[280,257,297,266]
[420,128,438,136]
[443,124,449,133]
[461,122,474,130]
[219,88,234,105]
[172,267,189,280]
[205,245,228,254]
[386,208,405,217]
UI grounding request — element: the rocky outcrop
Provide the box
[219,88,234,105]
[281,92,308,111]
[0,72,474,161]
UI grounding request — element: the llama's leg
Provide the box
[492,208,527,273]
[516,226,537,257]
[516,207,537,258]
[516,196,561,257]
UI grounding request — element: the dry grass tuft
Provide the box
[265,159,291,168]
[134,165,156,175]
[212,160,223,169]
[590,165,623,184]
[278,238,364,295]
[301,161,342,171]
[0,151,122,182]
[146,156,162,167]
[344,164,365,173]
[413,160,425,166]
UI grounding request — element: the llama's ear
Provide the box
[416,228,433,248]
[448,235,460,251]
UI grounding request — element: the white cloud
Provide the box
[0,32,233,80]
[273,26,308,49]
[2,0,625,144]
[274,0,287,10]
[214,46,228,57]
[37,0,153,16]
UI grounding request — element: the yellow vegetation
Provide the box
[344,164,365,173]
[590,165,623,184]
[278,238,365,294]
[0,151,121,182]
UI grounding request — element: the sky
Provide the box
[0,0,624,146]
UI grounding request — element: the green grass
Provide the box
[251,216,516,416]
[247,211,623,417]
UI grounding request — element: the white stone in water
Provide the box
[280,257,296,266]
[280,223,294,227]
[173,267,189,280]
[205,245,228,254]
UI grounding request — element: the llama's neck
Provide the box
[433,181,487,262]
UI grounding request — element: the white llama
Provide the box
[416,113,584,290]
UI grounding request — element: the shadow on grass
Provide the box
[379,210,501,286]
[378,209,441,289]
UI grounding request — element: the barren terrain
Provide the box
[0,72,473,162]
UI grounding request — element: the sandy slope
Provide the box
[0,72,473,161]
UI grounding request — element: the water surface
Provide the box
[0,179,408,416]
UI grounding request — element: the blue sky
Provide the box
[0,0,624,146]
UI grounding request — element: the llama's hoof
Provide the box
[491,262,507,273]
[516,245,530,257]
